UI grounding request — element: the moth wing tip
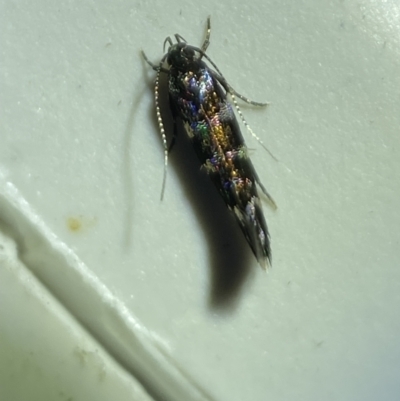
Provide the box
[259,257,272,271]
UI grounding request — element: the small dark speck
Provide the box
[340,21,345,29]
[117,100,122,106]
[105,42,112,47]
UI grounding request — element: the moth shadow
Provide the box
[147,74,254,311]
[172,129,255,309]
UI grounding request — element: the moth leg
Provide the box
[207,70,277,162]
[174,34,187,44]
[163,36,174,52]
[256,178,277,209]
[197,51,268,106]
[141,50,169,73]
[168,119,177,153]
[228,85,269,106]
[168,137,176,153]
[230,92,278,161]
[210,68,268,106]
[167,94,179,153]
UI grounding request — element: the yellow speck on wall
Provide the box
[67,217,82,232]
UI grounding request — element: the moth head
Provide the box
[167,43,196,70]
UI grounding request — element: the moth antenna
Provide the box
[154,64,168,200]
[141,50,169,73]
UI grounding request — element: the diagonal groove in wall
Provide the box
[0,175,216,401]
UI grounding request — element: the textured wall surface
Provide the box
[1,1,399,400]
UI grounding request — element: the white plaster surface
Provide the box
[1,1,400,400]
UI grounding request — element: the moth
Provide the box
[142,17,276,268]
